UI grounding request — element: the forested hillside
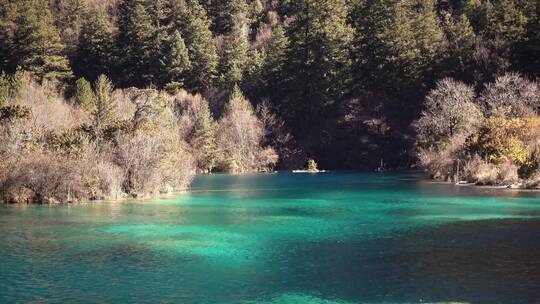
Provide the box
[1,0,539,202]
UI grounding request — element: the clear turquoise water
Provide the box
[2,172,540,303]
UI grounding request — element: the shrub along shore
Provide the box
[0,73,278,204]
[415,73,540,189]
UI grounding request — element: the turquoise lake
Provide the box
[2,172,540,303]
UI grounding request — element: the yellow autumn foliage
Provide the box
[470,111,540,167]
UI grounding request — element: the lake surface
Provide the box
[2,172,540,303]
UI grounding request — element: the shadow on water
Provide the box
[277,218,540,304]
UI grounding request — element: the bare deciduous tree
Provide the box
[216,87,277,173]
[479,72,540,117]
[414,78,483,148]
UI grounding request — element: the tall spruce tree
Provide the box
[73,77,94,111]
[469,0,529,84]
[206,0,249,35]
[439,12,476,81]
[6,0,72,88]
[352,0,444,122]
[260,24,288,97]
[182,0,219,92]
[462,0,489,32]
[486,0,528,44]
[386,0,443,88]
[519,0,539,77]
[147,0,171,29]
[280,0,353,133]
[264,25,288,79]
[148,0,171,86]
[74,8,114,82]
[351,0,395,91]
[51,0,87,54]
[91,74,117,137]
[0,1,17,73]
[191,99,218,172]
[218,16,250,88]
[162,30,192,88]
[485,0,530,75]
[116,0,158,87]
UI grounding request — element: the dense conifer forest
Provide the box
[0,0,539,202]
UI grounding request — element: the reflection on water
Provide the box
[1,172,540,303]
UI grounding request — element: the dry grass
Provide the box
[463,157,499,185]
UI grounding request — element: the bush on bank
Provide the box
[415,73,540,187]
[0,73,277,204]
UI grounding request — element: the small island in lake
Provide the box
[292,158,326,173]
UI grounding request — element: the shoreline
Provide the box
[1,188,192,206]
[425,178,540,192]
[4,171,540,206]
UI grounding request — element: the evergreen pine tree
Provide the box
[263,24,289,90]
[281,0,353,132]
[51,0,87,53]
[147,0,171,29]
[470,0,529,83]
[8,0,73,88]
[207,0,249,35]
[116,0,157,87]
[162,30,192,89]
[147,0,171,86]
[73,77,94,111]
[352,0,443,121]
[0,2,11,73]
[74,8,114,82]
[351,0,394,91]
[386,0,443,86]
[265,25,288,74]
[92,74,116,136]
[243,48,266,93]
[218,19,250,88]
[519,0,539,76]
[486,0,528,43]
[485,0,530,76]
[0,69,24,106]
[250,0,264,19]
[230,83,247,107]
[182,0,219,92]
[462,0,489,32]
[191,100,218,172]
[440,12,476,80]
